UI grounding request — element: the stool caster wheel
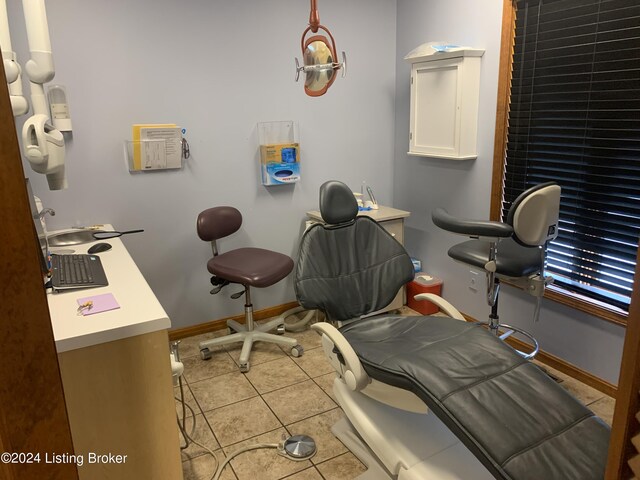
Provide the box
[276,324,286,335]
[200,348,212,361]
[227,327,237,335]
[291,345,304,358]
[239,362,250,373]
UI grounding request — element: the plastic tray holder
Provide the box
[124,139,184,173]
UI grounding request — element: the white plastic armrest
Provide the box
[311,322,369,391]
[414,293,465,321]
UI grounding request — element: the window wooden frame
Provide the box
[490,0,630,327]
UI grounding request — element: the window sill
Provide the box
[544,285,627,327]
[502,280,628,327]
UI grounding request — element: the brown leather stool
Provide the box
[197,206,302,372]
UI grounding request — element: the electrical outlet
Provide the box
[468,270,480,292]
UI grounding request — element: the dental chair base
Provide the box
[332,378,493,480]
[200,304,303,372]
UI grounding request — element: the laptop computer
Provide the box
[26,178,109,292]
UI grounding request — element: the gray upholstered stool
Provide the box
[432,182,561,359]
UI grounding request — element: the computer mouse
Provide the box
[88,242,112,254]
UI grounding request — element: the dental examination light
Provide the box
[21,0,67,190]
[0,0,28,115]
[295,0,346,97]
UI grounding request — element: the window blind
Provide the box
[503,0,640,312]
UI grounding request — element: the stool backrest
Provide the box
[507,182,561,247]
[197,206,243,242]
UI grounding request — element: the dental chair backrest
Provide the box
[295,180,415,321]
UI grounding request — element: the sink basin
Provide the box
[48,230,105,247]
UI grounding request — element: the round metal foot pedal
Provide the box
[283,435,316,460]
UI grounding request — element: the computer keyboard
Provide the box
[50,254,108,290]
[58,254,93,284]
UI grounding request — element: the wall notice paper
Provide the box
[77,293,120,316]
[131,124,182,171]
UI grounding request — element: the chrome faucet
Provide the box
[36,207,55,219]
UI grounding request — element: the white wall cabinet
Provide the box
[405,46,484,160]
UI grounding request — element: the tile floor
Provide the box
[175,309,615,480]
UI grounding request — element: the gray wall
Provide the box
[393,0,625,384]
[9,0,398,329]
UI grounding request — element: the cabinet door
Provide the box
[380,219,406,311]
[381,219,404,245]
[409,57,463,158]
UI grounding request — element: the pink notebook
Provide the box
[76,293,120,316]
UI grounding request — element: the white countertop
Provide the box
[47,226,171,353]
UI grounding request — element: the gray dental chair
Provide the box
[431,182,561,359]
[197,206,303,372]
[295,180,608,480]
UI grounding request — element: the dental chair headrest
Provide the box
[319,180,358,225]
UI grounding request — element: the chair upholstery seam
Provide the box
[441,359,528,402]
[296,253,409,282]
[500,412,595,468]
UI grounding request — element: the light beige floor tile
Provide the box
[183,351,240,383]
[281,326,323,352]
[555,373,605,405]
[182,449,236,480]
[588,395,615,426]
[281,467,324,479]
[180,413,221,461]
[315,452,367,480]
[176,331,227,359]
[176,383,198,419]
[292,347,334,378]
[189,371,258,412]
[286,408,347,465]
[223,428,312,480]
[263,380,336,425]
[226,341,289,367]
[205,396,282,447]
[244,357,310,394]
[313,373,337,402]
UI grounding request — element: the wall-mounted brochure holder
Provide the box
[126,124,185,172]
[258,121,300,186]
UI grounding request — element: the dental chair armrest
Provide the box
[311,322,369,391]
[414,293,466,321]
[432,208,514,239]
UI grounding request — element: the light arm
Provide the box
[0,0,28,115]
[22,0,54,114]
[21,0,66,190]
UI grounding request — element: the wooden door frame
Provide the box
[606,251,640,478]
[0,57,78,478]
